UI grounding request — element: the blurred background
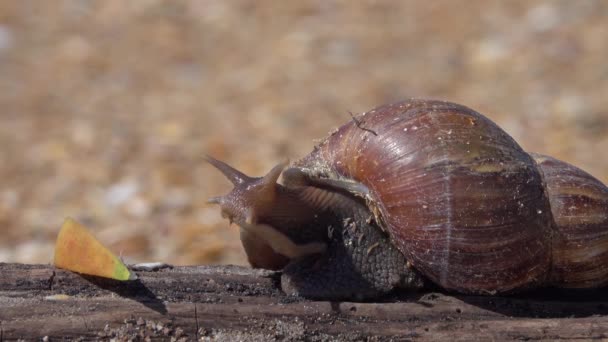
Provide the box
[1,1,607,266]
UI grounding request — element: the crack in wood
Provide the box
[82,316,89,332]
[194,304,199,340]
[48,270,55,291]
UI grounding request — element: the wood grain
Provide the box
[1,263,607,340]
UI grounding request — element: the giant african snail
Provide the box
[207,99,608,300]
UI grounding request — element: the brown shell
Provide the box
[533,153,608,288]
[294,99,556,294]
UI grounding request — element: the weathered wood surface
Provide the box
[1,263,608,341]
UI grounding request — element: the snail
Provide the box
[207,99,608,300]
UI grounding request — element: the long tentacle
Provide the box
[204,155,252,185]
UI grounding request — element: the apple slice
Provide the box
[54,218,136,281]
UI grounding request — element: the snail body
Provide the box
[208,99,608,300]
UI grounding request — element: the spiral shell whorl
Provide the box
[533,154,608,288]
[295,99,555,294]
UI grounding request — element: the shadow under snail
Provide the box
[207,99,608,300]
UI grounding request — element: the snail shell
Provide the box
[289,99,608,294]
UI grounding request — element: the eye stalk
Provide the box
[204,155,253,185]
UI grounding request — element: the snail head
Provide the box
[205,155,285,227]
[205,156,328,263]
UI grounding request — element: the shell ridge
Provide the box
[428,110,454,287]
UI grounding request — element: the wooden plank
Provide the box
[1,263,607,340]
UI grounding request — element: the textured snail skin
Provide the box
[280,188,426,300]
[209,99,608,299]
